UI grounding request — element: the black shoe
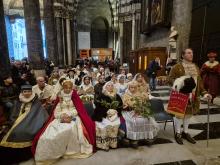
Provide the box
[175,133,183,145]
[130,140,139,149]
[121,138,130,148]
[182,132,196,144]
[144,138,156,146]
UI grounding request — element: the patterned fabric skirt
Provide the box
[35,118,92,163]
[122,111,159,140]
[95,118,120,150]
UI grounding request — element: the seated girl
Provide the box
[122,81,159,148]
[33,80,95,164]
[78,75,94,102]
[133,73,149,94]
[78,75,95,117]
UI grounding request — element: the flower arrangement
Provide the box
[80,95,94,103]
[131,97,153,118]
[97,99,121,110]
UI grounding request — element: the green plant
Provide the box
[80,95,93,103]
[131,97,153,118]
[98,99,121,110]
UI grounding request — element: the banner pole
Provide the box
[207,100,210,147]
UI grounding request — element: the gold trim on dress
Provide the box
[0,141,32,148]
[0,103,32,148]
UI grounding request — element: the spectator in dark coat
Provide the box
[146,57,162,91]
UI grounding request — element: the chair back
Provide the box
[150,99,165,113]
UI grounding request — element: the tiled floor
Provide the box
[19,86,220,165]
[154,160,197,165]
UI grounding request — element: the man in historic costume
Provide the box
[32,76,53,113]
[32,80,95,164]
[201,52,220,103]
[0,85,49,164]
[169,48,212,145]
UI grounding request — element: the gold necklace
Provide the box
[61,98,71,111]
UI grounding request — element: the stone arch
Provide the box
[91,16,109,48]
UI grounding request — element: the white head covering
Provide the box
[93,67,98,73]
[102,81,114,94]
[127,73,132,78]
[80,75,93,90]
[117,74,126,81]
[125,80,138,95]
[96,73,102,79]
[133,73,142,81]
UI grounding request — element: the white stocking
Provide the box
[183,116,192,133]
[174,117,182,134]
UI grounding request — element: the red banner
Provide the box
[167,90,189,118]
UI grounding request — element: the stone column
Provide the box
[131,12,136,50]
[62,18,67,66]
[43,0,58,65]
[122,21,132,63]
[23,0,45,73]
[71,20,77,66]
[0,0,11,77]
[66,18,72,66]
[55,17,64,67]
[172,0,192,60]
[119,22,123,64]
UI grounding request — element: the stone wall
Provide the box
[139,28,170,48]
[76,0,112,49]
[138,0,192,60]
[76,0,111,32]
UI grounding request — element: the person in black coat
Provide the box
[92,81,123,151]
[92,81,123,122]
[0,75,19,120]
[146,57,162,91]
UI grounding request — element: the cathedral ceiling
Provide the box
[3,0,118,27]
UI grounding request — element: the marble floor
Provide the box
[20,86,220,165]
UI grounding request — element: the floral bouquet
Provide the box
[97,99,121,121]
[131,97,153,118]
[80,95,94,103]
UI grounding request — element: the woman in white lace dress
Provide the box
[122,81,159,148]
[34,80,95,164]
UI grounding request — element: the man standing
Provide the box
[201,52,220,103]
[169,48,211,145]
[147,57,162,91]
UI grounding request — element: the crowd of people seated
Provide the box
[0,50,219,164]
[0,59,159,164]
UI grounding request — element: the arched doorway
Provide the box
[91,17,108,48]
